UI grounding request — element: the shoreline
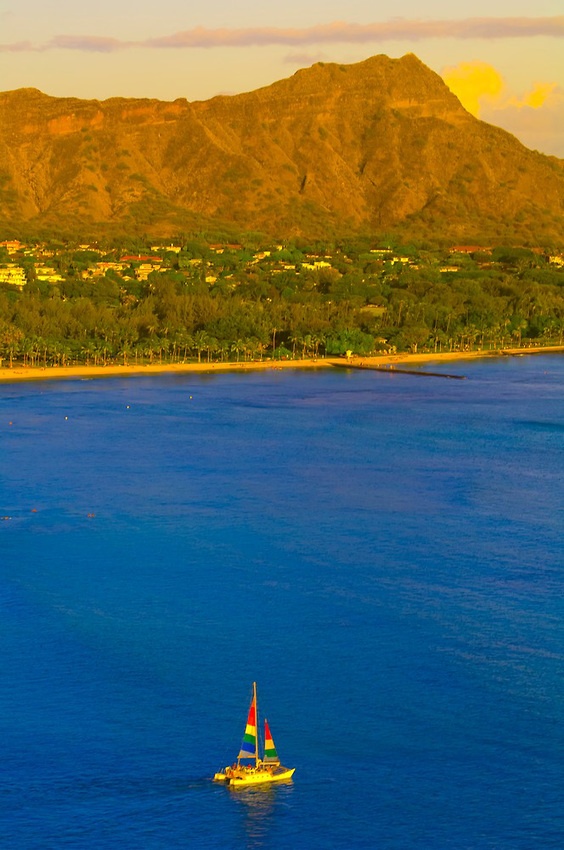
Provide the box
[0,346,562,384]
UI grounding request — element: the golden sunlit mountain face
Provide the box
[0,54,562,242]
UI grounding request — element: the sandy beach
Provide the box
[0,346,562,383]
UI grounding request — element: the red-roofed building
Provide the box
[450,246,492,254]
[120,255,163,263]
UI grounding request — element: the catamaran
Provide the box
[213,682,295,787]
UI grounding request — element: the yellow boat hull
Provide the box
[213,766,295,787]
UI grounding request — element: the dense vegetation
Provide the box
[1,238,563,368]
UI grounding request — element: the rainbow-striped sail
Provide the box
[263,719,280,764]
[237,685,258,761]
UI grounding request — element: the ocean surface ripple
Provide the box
[1,355,562,848]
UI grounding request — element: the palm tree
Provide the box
[310,333,323,359]
[206,336,219,362]
[230,339,245,362]
[159,338,170,364]
[21,338,34,367]
[173,331,192,362]
[289,333,302,359]
[254,338,267,361]
[31,337,44,367]
[81,341,96,365]
[217,341,230,362]
[118,341,131,365]
[192,330,209,363]
[145,336,160,364]
[511,319,527,348]
[133,343,144,365]
[60,344,71,367]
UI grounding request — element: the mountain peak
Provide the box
[0,54,562,243]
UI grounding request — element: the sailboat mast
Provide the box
[253,681,259,767]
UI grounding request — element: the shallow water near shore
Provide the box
[1,355,563,849]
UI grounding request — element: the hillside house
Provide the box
[0,265,27,289]
[0,240,24,255]
[135,263,159,281]
[35,266,65,283]
[450,246,492,255]
[151,244,181,254]
[302,260,332,270]
[93,262,127,277]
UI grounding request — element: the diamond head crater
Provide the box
[0,53,563,244]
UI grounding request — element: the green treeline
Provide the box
[0,240,563,367]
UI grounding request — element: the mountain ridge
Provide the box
[1,54,563,243]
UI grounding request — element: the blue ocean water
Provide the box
[1,356,563,849]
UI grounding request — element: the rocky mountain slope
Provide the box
[1,53,563,242]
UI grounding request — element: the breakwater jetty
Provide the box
[331,362,467,380]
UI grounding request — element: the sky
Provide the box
[1,1,563,157]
